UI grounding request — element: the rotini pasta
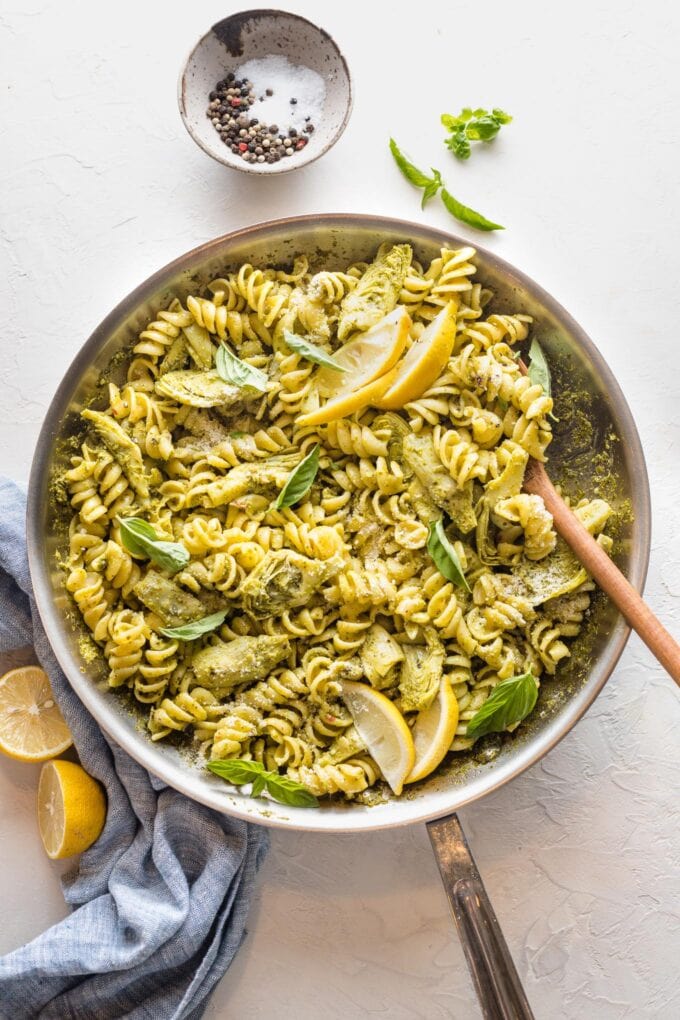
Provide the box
[59,242,612,803]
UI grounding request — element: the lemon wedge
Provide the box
[0,666,72,762]
[375,300,458,410]
[339,680,415,795]
[405,678,459,785]
[296,364,400,427]
[38,759,107,859]
[316,306,411,398]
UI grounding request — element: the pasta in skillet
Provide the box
[60,243,612,801]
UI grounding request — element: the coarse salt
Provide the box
[235,55,325,133]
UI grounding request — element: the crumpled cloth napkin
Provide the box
[0,478,268,1019]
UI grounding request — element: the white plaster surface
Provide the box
[1,1,679,1016]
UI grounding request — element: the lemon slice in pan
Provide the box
[315,306,411,398]
[375,300,458,409]
[296,365,400,427]
[405,678,459,785]
[339,680,415,796]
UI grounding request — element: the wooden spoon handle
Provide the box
[524,459,680,687]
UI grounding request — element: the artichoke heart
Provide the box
[337,242,412,340]
[81,409,149,502]
[372,412,411,465]
[485,445,529,507]
[240,549,344,618]
[402,433,476,534]
[475,445,529,564]
[360,624,405,689]
[188,452,303,508]
[192,636,290,696]
[134,572,207,627]
[319,725,366,765]
[513,539,589,606]
[155,370,245,408]
[399,631,445,713]
[182,322,213,371]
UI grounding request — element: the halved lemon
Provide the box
[0,666,72,762]
[339,680,415,795]
[38,759,107,860]
[296,364,400,427]
[315,306,411,398]
[375,300,458,410]
[405,678,459,785]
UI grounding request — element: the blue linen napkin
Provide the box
[0,478,269,1019]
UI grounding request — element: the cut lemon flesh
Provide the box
[38,759,107,860]
[405,678,459,785]
[0,666,72,762]
[296,365,400,427]
[375,300,458,410]
[315,306,411,398]
[339,680,415,796]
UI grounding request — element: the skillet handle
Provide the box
[427,813,535,1020]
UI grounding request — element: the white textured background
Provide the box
[1,1,679,1016]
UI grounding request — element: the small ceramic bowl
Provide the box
[178,9,353,175]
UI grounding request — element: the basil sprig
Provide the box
[160,611,227,640]
[466,673,539,739]
[441,107,512,161]
[215,342,268,392]
[282,329,346,371]
[389,139,503,230]
[441,188,504,232]
[427,519,471,592]
[527,338,552,397]
[389,138,442,208]
[117,517,189,574]
[274,444,320,509]
[207,758,319,808]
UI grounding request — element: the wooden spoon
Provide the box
[518,360,680,686]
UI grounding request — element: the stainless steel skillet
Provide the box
[27,214,650,1016]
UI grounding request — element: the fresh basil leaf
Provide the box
[466,673,538,739]
[251,775,267,797]
[282,329,346,372]
[442,107,512,158]
[527,338,552,397]
[427,519,471,592]
[440,113,460,130]
[264,774,320,808]
[492,108,513,124]
[215,342,268,392]
[207,759,266,785]
[117,517,189,574]
[389,139,443,207]
[421,169,443,208]
[159,611,227,640]
[274,444,320,509]
[116,516,157,557]
[206,758,319,807]
[389,137,435,188]
[440,188,504,232]
[446,129,471,160]
[466,115,503,142]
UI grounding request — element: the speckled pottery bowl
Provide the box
[28,214,650,833]
[178,10,353,174]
